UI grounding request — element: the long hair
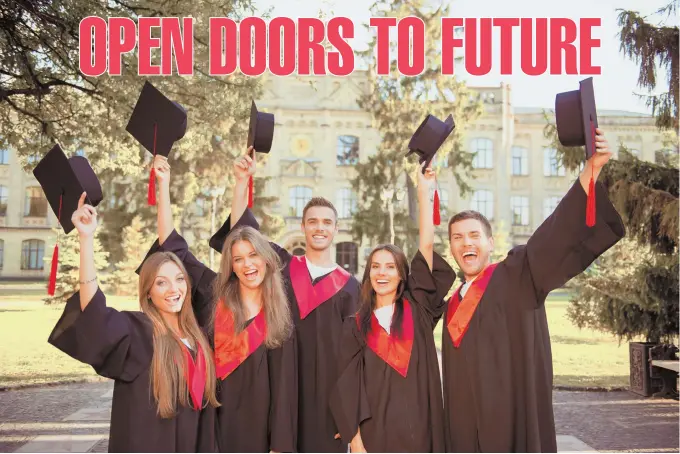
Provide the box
[211,226,292,348]
[358,244,410,339]
[138,251,220,419]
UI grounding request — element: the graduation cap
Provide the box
[555,77,598,227]
[32,144,103,295]
[246,101,275,208]
[407,114,456,226]
[126,81,187,206]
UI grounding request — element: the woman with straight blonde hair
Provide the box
[49,193,219,452]
[139,155,297,453]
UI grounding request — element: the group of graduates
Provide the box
[40,78,625,453]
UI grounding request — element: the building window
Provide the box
[511,146,529,176]
[337,135,359,166]
[510,196,530,226]
[336,242,358,275]
[471,190,494,220]
[24,187,48,217]
[26,153,41,165]
[0,239,3,269]
[336,188,357,219]
[543,196,562,221]
[471,138,494,169]
[0,186,7,216]
[0,148,9,165]
[543,148,565,177]
[21,239,45,270]
[289,186,312,217]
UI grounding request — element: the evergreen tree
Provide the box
[350,0,483,250]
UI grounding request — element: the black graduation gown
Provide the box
[48,288,217,453]
[142,230,298,453]
[223,209,361,453]
[442,181,625,453]
[330,250,455,453]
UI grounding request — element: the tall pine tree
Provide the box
[350,0,483,251]
[544,1,679,342]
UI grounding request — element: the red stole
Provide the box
[290,256,351,319]
[361,299,415,378]
[181,342,207,411]
[213,301,267,380]
[446,263,498,348]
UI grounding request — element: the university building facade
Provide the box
[0,73,663,279]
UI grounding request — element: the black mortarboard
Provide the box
[407,114,455,173]
[247,101,275,153]
[126,81,187,158]
[555,77,598,160]
[33,145,103,234]
[406,114,455,226]
[245,102,275,208]
[555,77,599,227]
[33,144,103,296]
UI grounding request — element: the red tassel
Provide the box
[247,176,253,208]
[433,189,441,225]
[586,119,596,227]
[48,244,58,296]
[586,175,596,227]
[148,168,156,206]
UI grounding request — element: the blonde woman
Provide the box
[141,156,297,453]
[49,193,219,452]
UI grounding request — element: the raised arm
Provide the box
[523,129,624,302]
[210,147,293,266]
[142,156,216,326]
[416,165,437,271]
[71,192,98,311]
[230,146,255,229]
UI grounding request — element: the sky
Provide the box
[251,0,677,114]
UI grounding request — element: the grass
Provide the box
[433,291,631,388]
[0,294,139,389]
[1,291,631,389]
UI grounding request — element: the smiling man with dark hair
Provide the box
[441,129,625,452]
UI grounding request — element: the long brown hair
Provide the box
[138,251,220,418]
[211,226,292,348]
[358,244,410,339]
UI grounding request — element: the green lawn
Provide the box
[0,294,138,388]
[1,291,632,389]
[434,291,632,388]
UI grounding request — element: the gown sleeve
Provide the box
[137,229,217,327]
[47,288,153,382]
[523,180,625,303]
[214,208,292,266]
[268,329,299,452]
[329,317,371,446]
[406,250,456,329]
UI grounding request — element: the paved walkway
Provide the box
[0,382,677,452]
